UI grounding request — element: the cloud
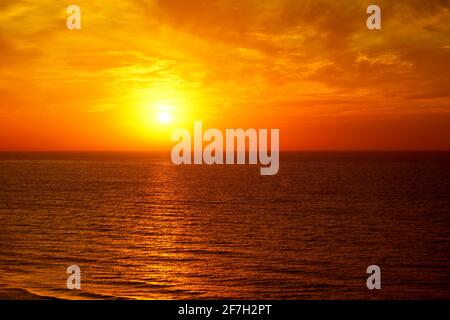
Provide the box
[0,0,449,149]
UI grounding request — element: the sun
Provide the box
[157,111,172,124]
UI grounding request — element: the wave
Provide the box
[0,286,122,300]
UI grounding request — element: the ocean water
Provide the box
[0,151,449,299]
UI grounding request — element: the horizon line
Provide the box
[1,149,450,153]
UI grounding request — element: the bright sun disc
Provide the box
[157,111,172,124]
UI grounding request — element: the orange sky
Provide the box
[0,0,449,151]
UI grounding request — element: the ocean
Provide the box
[0,151,449,299]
